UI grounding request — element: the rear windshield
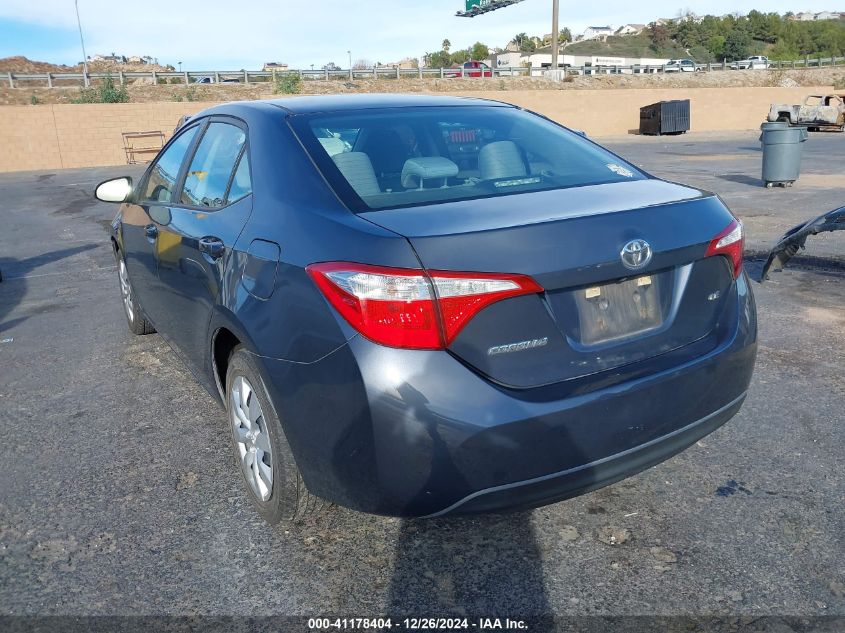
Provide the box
[290,106,646,211]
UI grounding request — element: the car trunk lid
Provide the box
[361,179,739,388]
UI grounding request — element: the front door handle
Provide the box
[198,236,225,260]
[144,224,158,240]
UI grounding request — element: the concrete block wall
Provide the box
[0,87,832,172]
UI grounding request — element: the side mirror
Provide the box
[95,177,133,203]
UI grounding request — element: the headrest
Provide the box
[401,157,459,189]
[332,152,381,197]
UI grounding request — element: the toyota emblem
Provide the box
[620,239,653,270]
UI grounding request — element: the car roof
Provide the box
[263,93,513,114]
[187,94,516,126]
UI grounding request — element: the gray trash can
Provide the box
[760,121,808,188]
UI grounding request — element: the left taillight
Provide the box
[705,219,744,279]
[306,262,543,350]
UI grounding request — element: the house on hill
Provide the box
[581,26,614,40]
[616,23,646,36]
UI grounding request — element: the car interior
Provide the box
[306,109,640,209]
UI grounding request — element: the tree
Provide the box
[322,62,340,71]
[511,33,536,53]
[442,39,451,53]
[451,49,471,64]
[353,59,372,69]
[471,42,490,60]
[723,27,752,61]
[559,27,572,43]
[425,50,452,68]
[648,22,670,50]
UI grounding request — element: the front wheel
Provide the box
[117,258,155,335]
[225,347,329,524]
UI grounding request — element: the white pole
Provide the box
[551,0,559,72]
[74,0,90,87]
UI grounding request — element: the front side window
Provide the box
[142,125,199,203]
[291,106,646,211]
[181,122,246,208]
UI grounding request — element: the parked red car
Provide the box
[445,60,493,78]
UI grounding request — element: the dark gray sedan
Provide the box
[96,95,757,524]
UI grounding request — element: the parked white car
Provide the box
[731,55,770,70]
[664,59,700,73]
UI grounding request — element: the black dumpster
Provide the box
[639,100,690,135]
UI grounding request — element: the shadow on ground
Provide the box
[0,244,98,332]
[718,174,763,187]
[386,513,549,616]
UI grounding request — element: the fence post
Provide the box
[151,70,157,85]
[244,70,249,84]
[325,68,329,80]
[118,70,124,85]
[349,67,353,80]
[440,67,444,79]
[46,72,52,88]
[6,72,12,88]
[214,71,220,83]
[396,66,400,79]
[184,71,189,85]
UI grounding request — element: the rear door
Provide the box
[152,118,253,371]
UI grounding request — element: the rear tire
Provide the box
[117,257,155,335]
[225,347,330,525]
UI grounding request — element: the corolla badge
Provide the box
[620,239,653,270]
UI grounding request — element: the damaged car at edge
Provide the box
[761,206,845,280]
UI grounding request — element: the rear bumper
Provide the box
[425,391,745,517]
[256,275,757,517]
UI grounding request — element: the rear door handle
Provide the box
[198,236,225,260]
[144,224,158,240]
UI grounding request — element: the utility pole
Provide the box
[550,0,559,72]
[74,0,90,87]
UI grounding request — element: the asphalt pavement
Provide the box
[0,133,844,629]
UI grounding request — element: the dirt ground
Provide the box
[1,135,844,626]
[1,67,843,106]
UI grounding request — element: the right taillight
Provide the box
[705,219,744,279]
[306,262,542,350]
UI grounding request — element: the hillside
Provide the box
[565,35,688,59]
[0,55,171,74]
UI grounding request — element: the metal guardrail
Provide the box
[3,57,844,88]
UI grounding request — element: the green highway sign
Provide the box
[457,0,525,17]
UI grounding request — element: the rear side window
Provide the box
[291,106,645,211]
[227,152,252,202]
[181,122,246,208]
[142,125,199,203]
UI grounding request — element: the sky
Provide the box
[0,0,842,69]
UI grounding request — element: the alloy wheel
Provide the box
[230,375,274,501]
[119,260,134,323]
